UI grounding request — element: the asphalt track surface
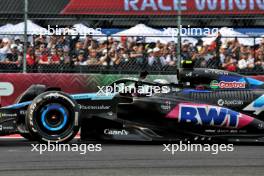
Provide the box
[0,139,263,176]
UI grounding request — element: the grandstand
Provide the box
[0,0,264,74]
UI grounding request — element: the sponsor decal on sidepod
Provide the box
[217,99,243,106]
[210,80,246,89]
[104,129,129,136]
[166,103,254,128]
[161,101,171,110]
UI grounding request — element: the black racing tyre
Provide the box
[25,91,80,143]
[15,85,46,141]
[20,133,37,141]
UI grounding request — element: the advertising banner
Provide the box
[0,73,177,106]
[1,0,263,16]
[0,73,262,107]
[61,0,264,15]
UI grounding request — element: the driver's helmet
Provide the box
[153,79,169,84]
[153,79,170,94]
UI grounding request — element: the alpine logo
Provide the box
[210,80,246,89]
[244,95,264,115]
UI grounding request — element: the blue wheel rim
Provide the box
[40,104,68,132]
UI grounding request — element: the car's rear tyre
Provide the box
[25,91,80,143]
[20,133,37,141]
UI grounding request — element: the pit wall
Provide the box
[0,73,177,106]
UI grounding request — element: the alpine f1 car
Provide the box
[1,68,264,143]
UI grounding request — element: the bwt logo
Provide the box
[179,105,241,128]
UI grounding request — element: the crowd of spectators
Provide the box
[190,33,264,73]
[0,32,264,73]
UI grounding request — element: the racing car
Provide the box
[1,68,264,143]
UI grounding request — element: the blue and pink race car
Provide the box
[0,68,264,143]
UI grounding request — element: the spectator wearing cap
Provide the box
[75,50,88,66]
[5,44,22,65]
[220,45,228,64]
[147,49,155,66]
[14,36,23,52]
[153,47,163,66]
[14,36,21,45]
[147,47,164,67]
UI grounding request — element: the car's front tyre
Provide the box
[25,91,80,143]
